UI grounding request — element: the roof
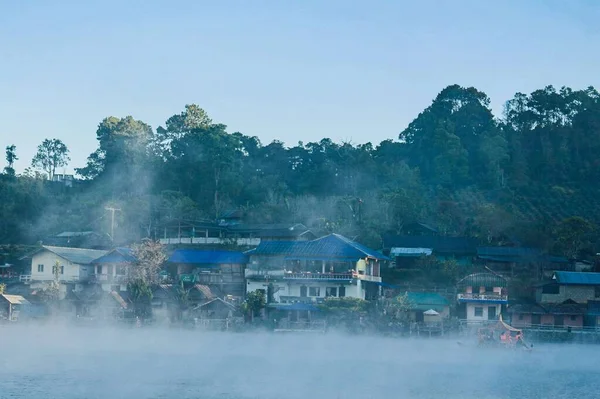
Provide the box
[477,247,543,263]
[35,246,108,265]
[405,292,449,311]
[248,234,389,261]
[510,301,587,316]
[390,247,432,257]
[553,271,600,286]
[382,235,478,255]
[227,223,313,238]
[168,250,248,265]
[93,248,136,264]
[1,294,30,305]
[194,297,236,311]
[194,284,215,299]
[55,231,98,238]
[457,273,508,288]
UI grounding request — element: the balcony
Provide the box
[245,269,285,279]
[457,292,508,303]
[159,237,261,246]
[282,272,354,281]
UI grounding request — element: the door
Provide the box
[300,286,307,297]
[488,306,497,320]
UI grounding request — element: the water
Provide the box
[1,325,599,399]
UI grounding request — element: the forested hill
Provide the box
[2,84,600,260]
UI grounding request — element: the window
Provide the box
[518,314,524,320]
[474,307,483,317]
[300,286,307,297]
[595,287,600,298]
[338,286,346,297]
[484,286,494,294]
[542,284,560,294]
[531,314,541,325]
[570,315,577,321]
[326,287,337,297]
[554,315,564,326]
[60,266,64,274]
[96,265,102,274]
[309,287,320,297]
[37,264,44,273]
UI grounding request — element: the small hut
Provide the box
[0,294,30,321]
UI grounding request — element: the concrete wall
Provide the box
[465,303,502,321]
[538,285,598,304]
[31,251,87,282]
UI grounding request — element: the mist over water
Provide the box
[1,326,599,399]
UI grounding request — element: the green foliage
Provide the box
[4,145,18,177]
[2,85,600,265]
[31,139,70,180]
[241,290,266,319]
[0,283,5,294]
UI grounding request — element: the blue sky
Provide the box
[1,0,599,173]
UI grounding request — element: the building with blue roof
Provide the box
[536,271,600,305]
[167,249,249,298]
[245,233,388,305]
[91,247,137,292]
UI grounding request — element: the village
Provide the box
[2,212,600,343]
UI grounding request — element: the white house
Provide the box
[24,246,108,295]
[457,272,508,323]
[245,234,388,305]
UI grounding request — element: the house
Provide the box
[91,247,136,292]
[405,292,450,322]
[0,294,30,321]
[245,233,388,306]
[536,271,600,304]
[21,246,108,296]
[477,247,569,277]
[457,273,508,322]
[382,235,478,268]
[509,301,586,329]
[167,249,248,299]
[156,219,318,247]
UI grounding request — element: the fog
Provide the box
[2,326,599,399]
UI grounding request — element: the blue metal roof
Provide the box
[93,248,136,264]
[553,271,600,286]
[168,249,248,265]
[249,234,389,261]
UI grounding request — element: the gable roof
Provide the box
[248,234,389,261]
[168,249,248,265]
[553,271,600,286]
[457,273,508,288]
[1,294,30,305]
[383,235,478,255]
[93,248,136,264]
[27,246,109,265]
[405,292,449,311]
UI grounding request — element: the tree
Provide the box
[0,283,5,294]
[241,290,266,322]
[4,145,17,177]
[31,139,70,180]
[127,239,167,319]
[553,217,597,259]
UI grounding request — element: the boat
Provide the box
[459,315,533,351]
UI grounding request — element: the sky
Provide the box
[1,0,600,174]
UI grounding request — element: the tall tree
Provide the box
[31,139,70,180]
[4,145,18,177]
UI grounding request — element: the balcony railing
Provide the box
[283,272,354,281]
[245,269,285,279]
[159,237,261,246]
[457,293,508,302]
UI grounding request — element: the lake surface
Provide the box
[1,325,599,399]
